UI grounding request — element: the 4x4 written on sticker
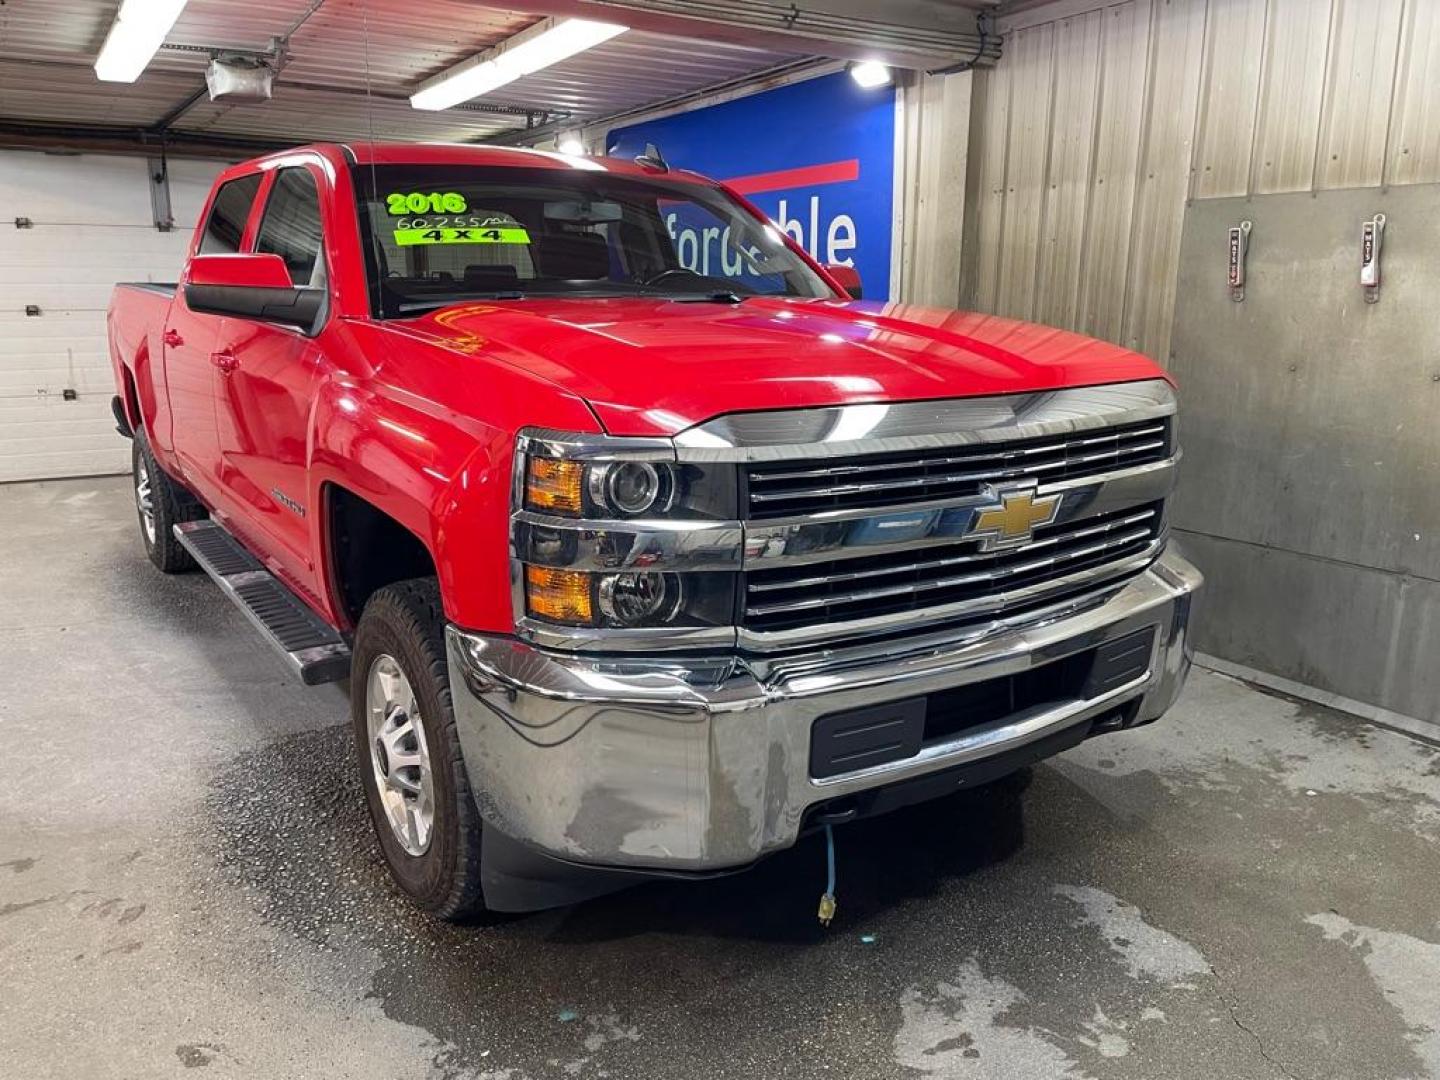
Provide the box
[392,215,531,247]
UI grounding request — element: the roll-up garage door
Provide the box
[0,151,221,482]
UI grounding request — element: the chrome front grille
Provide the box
[509,380,1181,655]
[743,503,1165,633]
[744,419,1172,519]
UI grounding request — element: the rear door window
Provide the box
[197,173,262,255]
[254,167,326,288]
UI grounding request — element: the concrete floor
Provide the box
[3,476,1440,1080]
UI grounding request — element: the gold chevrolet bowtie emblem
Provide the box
[968,485,1062,551]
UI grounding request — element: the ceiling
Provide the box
[0,0,814,149]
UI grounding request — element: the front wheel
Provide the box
[350,578,487,920]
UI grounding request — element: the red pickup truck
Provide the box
[108,142,1200,918]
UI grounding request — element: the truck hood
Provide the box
[396,296,1167,437]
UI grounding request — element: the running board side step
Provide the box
[174,521,351,686]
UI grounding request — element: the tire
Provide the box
[132,427,205,573]
[350,578,487,920]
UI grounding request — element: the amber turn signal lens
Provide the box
[525,566,594,624]
[526,457,584,514]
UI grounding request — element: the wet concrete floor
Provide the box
[3,476,1439,1079]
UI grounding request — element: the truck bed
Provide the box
[108,283,177,415]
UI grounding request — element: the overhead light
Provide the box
[557,134,586,156]
[94,0,189,83]
[849,60,892,89]
[412,18,627,111]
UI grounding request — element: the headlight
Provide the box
[522,566,686,628]
[523,452,732,522]
[589,461,672,516]
[513,431,740,642]
[522,564,734,632]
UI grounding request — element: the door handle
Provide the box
[210,349,238,374]
[163,328,184,347]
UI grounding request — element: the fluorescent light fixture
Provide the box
[849,60,892,89]
[94,0,189,83]
[557,134,586,156]
[412,18,627,111]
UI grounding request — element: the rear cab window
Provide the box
[198,173,262,255]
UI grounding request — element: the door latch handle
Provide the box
[1227,220,1251,302]
[210,350,238,373]
[1361,213,1385,304]
[162,328,184,347]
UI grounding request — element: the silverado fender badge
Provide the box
[271,488,306,517]
[966,483,1061,551]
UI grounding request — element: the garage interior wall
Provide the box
[961,0,1440,363]
[961,0,1440,725]
[1,151,224,482]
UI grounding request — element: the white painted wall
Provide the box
[0,151,223,482]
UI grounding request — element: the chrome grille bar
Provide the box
[751,424,1168,485]
[748,439,1167,505]
[745,507,1162,622]
[744,419,1171,518]
[738,540,1165,649]
[746,509,1158,594]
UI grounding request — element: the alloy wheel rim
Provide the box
[365,654,435,856]
[135,457,156,545]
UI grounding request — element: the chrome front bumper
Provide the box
[446,547,1201,874]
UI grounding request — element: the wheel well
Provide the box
[326,485,437,626]
[120,365,141,429]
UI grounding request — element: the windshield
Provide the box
[351,164,834,318]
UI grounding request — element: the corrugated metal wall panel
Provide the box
[1315,0,1404,190]
[1190,0,1267,200]
[896,71,973,307]
[971,0,1440,363]
[965,61,1012,313]
[1386,0,1440,185]
[994,23,1056,321]
[1251,0,1332,194]
[1075,0,1149,343]
[1034,10,1104,329]
[1119,0,1205,360]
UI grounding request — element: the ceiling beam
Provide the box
[498,1,1001,70]
[148,85,211,135]
[0,120,291,161]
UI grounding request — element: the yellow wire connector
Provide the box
[525,566,594,624]
[525,457,585,514]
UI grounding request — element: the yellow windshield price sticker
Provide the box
[386,191,467,215]
[393,226,531,246]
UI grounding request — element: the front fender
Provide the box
[308,369,597,632]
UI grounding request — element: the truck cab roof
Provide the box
[229,141,713,187]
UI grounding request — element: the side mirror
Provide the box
[185,253,326,333]
[824,263,862,300]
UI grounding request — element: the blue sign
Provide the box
[608,72,896,298]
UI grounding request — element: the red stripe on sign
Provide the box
[722,159,861,196]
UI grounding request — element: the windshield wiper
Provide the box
[663,291,745,304]
[397,292,525,314]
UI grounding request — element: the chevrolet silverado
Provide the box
[107,143,1200,918]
